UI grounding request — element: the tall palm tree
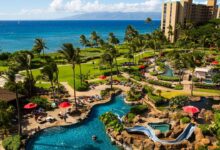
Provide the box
[75,48,83,86]
[90,31,100,47]
[41,62,58,101]
[101,52,114,90]
[80,35,89,48]
[32,38,48,58]
[14,52,34,97]
[124,25,139,43]
[59,43,78,110]
[167,25,174,42]
[107,33,120,74]
[0,69,21,136]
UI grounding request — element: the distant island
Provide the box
[60,12,161,20]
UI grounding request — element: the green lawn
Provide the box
[194,88,220,94]
[0,66,8,72]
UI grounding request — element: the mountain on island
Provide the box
[60,12,161,20]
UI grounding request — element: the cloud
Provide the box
[49,0,162,13]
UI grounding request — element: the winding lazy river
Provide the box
[26,95,131,150]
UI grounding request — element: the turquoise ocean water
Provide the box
[0,20,160,52]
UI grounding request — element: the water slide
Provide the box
[126,123,196,145]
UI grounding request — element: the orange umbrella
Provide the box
[24,103,37,109]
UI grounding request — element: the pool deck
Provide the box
[22,84,130,140]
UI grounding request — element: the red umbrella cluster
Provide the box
[183,106,199,115]
[211,61,219,65]
[59,102,71,108]
[24,103,38,109]
[99,75,107,80]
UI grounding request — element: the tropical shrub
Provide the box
[127,87,142,101]
[2,135,21,150]
[100,112,123,132]
[148,93,166,106]
[148,79,172,88]
[180,117,191,124]
[157,75,181,82]
[76,82,89,91]
[29,97,51,110]
[130,105,148,114]
[0,101,14,127]
[127,113,135,123]
[103,70,118,76]
[192,77,200,82]
[169,96,188,108]
[194,83,217,89]
[0,52,11,60]
[199,124,212,135]
[150,71,158,76]
[174,84,184,90]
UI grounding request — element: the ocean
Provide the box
[0,20,160,53]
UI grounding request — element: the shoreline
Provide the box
[24,90,123,148]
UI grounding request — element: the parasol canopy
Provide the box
[59,102,71,108]
[24,103,38,109]
[183,106,199,114]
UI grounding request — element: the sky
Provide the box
[0,0,216,20]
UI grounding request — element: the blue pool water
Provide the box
[163,66,174,77]
[26,95,131,150]
[0,20,160,52]
[148,123,170,133]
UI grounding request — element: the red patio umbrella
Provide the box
[211,61,219,65]
[24,103,38,109]
[183,106,199,114]
[139,65,145,69]
[59,102,71,108]
[99,75,107,80]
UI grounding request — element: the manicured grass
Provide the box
[0,66,8,72]
[32,63,105,89]
[194,88,220,94]
[35,83,51,89]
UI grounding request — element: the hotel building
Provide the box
[161,0,219,42]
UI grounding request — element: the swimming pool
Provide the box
[163,66,174,77]
[26,95,131,150]
[148,123,170,133]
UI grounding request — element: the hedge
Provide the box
[157,75,181,82]
[194,83,218,89]
[103,70,118,76]
[180,117,191,124]
[130,105,148,114]
[174,84,184,90]
[148,79,173,88]
[148,93,165,106]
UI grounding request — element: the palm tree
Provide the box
[14,52,34,97]
[75,48,83,86]
[32,38,48,58]
[90,31,100,47]
[41,62,58,101]
[101,52,114,90]
[80,35,89,48]
[59,43,78,110]
[124,25,139,43]
[167,25,174,42]
[0,69,21,136]
[108,32,120,46]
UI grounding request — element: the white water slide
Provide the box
[126,123,196,145]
